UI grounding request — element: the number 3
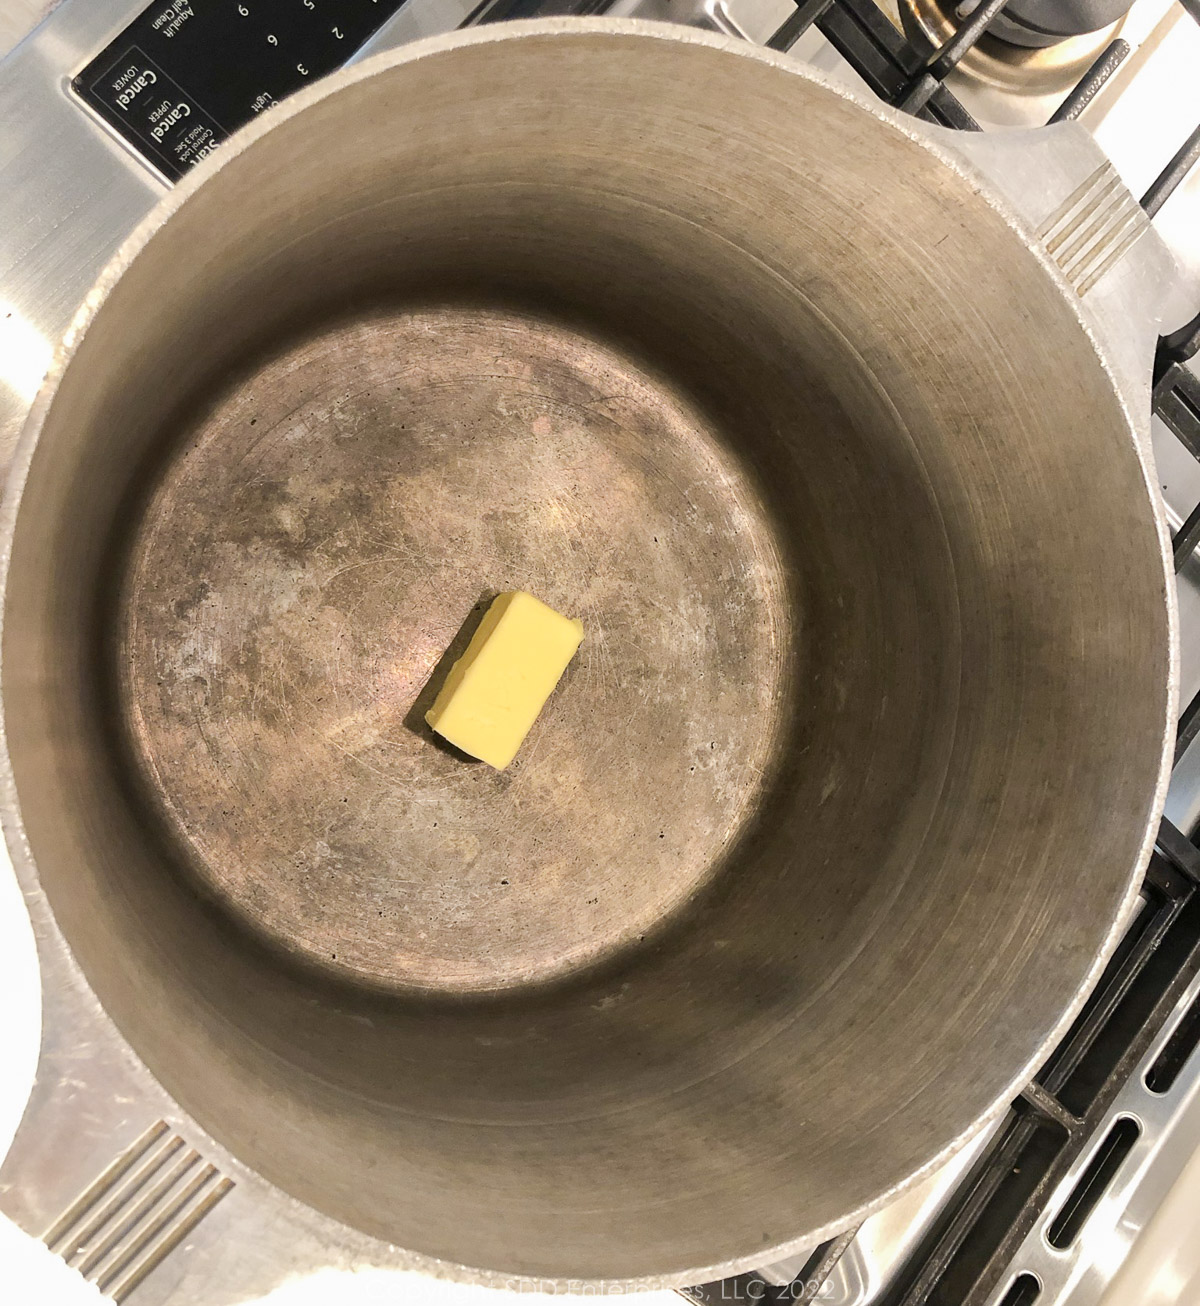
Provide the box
[297,62,308,74]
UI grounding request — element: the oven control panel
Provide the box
[72,0,410,180]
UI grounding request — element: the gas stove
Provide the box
[1,1,1199,1304]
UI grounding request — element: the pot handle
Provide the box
[920,120,1187,435]
[0,881,334,1305]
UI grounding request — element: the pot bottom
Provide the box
[115,302,794,995]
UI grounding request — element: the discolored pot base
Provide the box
[118,305,793,994]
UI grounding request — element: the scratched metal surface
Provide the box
[118,305,790,994]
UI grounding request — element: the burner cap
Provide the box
[987,0,1131,47]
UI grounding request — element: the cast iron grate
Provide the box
[682,0,1200,1302]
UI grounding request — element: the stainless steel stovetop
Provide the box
[2,1,1199,1304]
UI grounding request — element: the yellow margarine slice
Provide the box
[425,591,584,769]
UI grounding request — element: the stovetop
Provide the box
[1,1,1199,1304]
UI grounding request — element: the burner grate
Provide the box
[682,0,1200,1301]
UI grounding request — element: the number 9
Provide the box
[267,32,278,43]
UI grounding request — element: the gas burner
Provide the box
[991,0,1133,45]
[899,0,1128,92]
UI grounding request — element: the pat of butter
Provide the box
[425,591,584,769]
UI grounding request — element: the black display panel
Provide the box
[72,0,410,180]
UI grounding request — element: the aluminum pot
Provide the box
[0,17,1181,1298]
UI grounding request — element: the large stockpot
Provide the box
[0,18,1182,1297]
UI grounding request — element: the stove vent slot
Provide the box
[997,1272,1041,1306]
[1145,988,1200,1092]
[1045,1117,1139,1249]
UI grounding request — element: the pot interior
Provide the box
[1,23,1171,1283]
